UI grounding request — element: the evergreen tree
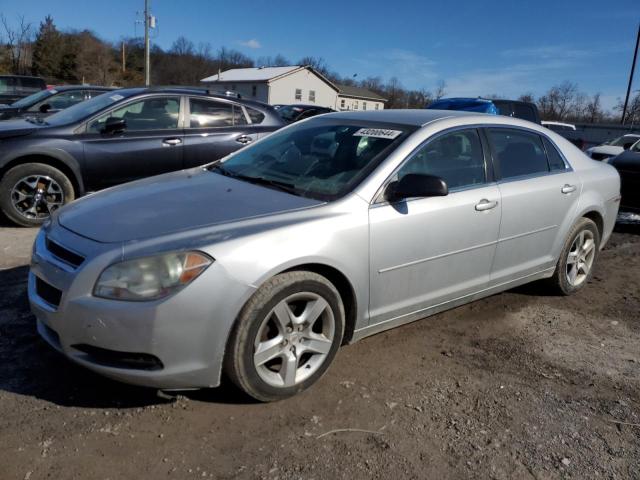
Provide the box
[31,15,63,79]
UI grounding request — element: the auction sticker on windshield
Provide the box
[353,128,402,139]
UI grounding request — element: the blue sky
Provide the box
[1,0,639,110]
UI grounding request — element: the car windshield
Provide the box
[278,105,306,122]
[45,90,132,126]
[11,89,53,108]
[211,120,413,201]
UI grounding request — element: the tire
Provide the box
[0,162,74,227]
[224,271,345,402]
[548,217,600,295]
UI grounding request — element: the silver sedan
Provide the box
[29,110,620,401]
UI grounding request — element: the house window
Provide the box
[340,99,345,109]
[375,103,379,110]
[295,89,302,101]
[252,85,257,97]
[363,101,367,110]
[308,90,316,102]
[354,100,359,110]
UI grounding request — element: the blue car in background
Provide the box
[427,97,541,124]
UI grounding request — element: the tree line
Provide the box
[1,14,637,124]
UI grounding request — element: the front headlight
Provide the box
[94,251,212,301]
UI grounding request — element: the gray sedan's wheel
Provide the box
[0,163,74,227]
[225,271,344,402]
[549,217,600,295]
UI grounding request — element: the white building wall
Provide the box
[214,82,269,103]
[268,69,337,108]
[337,96,385,111]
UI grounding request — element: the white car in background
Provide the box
[586,134,640,161]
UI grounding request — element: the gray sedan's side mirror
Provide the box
[39,103,51,113]
[386,174,448,202]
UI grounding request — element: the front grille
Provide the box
[46,237,85,268]
[71,344,164,371]
[35,276,62,307]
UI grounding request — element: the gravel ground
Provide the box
[0,215,639,480]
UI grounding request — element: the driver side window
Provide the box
[397,129,486,190]
[88,96,180,132]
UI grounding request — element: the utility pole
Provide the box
[622,22,640,125]
[144,0,150,86]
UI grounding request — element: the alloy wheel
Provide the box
[253,292,335,388]
[566,229,596,287]
[10,175,64,220]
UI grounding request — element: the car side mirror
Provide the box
[102,117,126,135]
[623,142,634,150]
[39,103,51,113]
[385,174,448,202]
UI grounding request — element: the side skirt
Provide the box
[350,267,555,343]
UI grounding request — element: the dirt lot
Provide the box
[0,216,639,480]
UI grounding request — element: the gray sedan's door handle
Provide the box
[561,184,576,194]
[236,135,253,145]
[162,137,182,146]
[475,199,498,211]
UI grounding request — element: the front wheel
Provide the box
[224,271,345,402]
[0,163,74,227]
[548,217,600,295]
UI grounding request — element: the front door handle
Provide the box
[162,137,182,146]
[561,184,576,194]
[236,135,253,145]
[475,199,499,211]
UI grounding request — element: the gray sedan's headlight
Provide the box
[94,251,212,301]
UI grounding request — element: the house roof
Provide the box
[336,84,387,102]
[201,66,302,83]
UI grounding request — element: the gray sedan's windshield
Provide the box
[213,121,412,200]
[45,90,132,126]
[11,89,53,108]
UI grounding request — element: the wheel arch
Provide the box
[581,209,604,240]
[0,153,84,195]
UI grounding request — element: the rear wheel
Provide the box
[549,217,599,295]
[0,163,74,227]
[224,271,345,402]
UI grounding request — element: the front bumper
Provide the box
[28,225,255,390]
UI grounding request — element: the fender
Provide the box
[0,145,86,194]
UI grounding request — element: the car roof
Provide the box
[321,109,479,126]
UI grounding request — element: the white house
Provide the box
[201,66,386,111]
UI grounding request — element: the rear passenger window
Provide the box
[189,98,233,127]
[488,128,549,180]
[397,129,486,190]
[246,107,265,124]
[542,137,567,171]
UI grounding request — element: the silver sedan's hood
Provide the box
[59,168,323,243]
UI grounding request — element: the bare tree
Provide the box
[1,14,34,74]
[170,36,195,56]
[434,80,447,100]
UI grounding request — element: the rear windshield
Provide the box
[212,119,414,201]
[606,135,639,147]
[278,105,307,122]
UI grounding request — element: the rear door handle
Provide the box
[561,184,576,194]
[475,199,498,211]
[236,135,253,145]
[162,137,182,146]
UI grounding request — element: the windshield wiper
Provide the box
[209,165,299,195]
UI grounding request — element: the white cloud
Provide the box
[239,39,261,49]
